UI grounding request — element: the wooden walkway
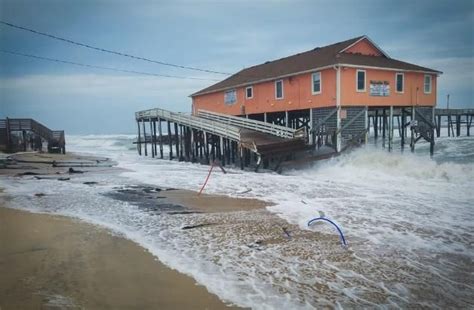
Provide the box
[197,109,306,139]
[0,118,65,153]
[135,108,307,170]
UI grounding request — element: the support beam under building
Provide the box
[388,106,394,151]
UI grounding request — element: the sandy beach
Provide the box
[1,148,473,309]
[0,205,241,310]
[0,152,245,309]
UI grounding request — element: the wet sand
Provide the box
[0,206,240,309]
[0,152,117,176]
[0,152,246,309]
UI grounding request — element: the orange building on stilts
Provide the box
[191,36,441,153]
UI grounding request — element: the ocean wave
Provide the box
[304,145,474,184]
[3,133,472,308]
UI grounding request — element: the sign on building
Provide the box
[370,81,390,96]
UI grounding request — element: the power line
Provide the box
[1,49,221,81]
[0,20,231,76]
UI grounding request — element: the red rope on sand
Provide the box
[198,162,215,196]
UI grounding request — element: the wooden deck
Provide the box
[239,129,307,155]
[0,118,65,153]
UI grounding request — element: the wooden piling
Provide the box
[447,114,452,137]
[153,121,158,156]
[142,120,148,156]
[467,115,472,136]
[240,145,244,170]
[173,123,179,159]
[382,108,387,148]
[180,125,185,160]
[396,116,402,138]
[167,121,173,159]
[198,132,203,159]
[410,106,415,152]
[137,120,142,156]
[436,115,441,138]
[388,106,393,151]
[401,109,406,150]
[373,109,379,139]
[231,141,235,164]
[158,118,163,159]
[219,136,224,166]
[203,132,209,163]
[456,115,461,136]
[149,120,155,158]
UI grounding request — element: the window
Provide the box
[396,73,404,93]
[424,75,432,94]
[312,72,321,94]
[224,89,237,104]
[275,80,284,99]
[245,86,253,99]
[356,70,366,92]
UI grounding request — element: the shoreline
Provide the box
[0,151,251,309]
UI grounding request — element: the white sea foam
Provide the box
[2,133,473,308]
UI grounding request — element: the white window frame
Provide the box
[424,74,432,94]
[311,72,322,95]
[245,86,253,99]
[356,69,366,92]
[224,89,237,105]
[275,79,284,99]
[395,72,404,93]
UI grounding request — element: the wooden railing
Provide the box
[0,118,66,153]
[435,108,474,116]
[0,118,63,143]
[135,108,242,141]
[197,109,305,139]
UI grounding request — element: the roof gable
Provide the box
[340,36,387,57]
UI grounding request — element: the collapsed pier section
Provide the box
[135,108,307,171]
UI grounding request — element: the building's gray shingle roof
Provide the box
[192,36,440,97]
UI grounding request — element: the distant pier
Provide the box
[0,118,66,154]
[433,109,473,137]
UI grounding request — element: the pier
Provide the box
[367,107,473,154]
[434,109,473,137]
[135,108,307,171]
[368,108,473,138]
[0,118,66,154]
[135,106,472,170]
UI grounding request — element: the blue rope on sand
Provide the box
[307,217,347,247]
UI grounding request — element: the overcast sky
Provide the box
[1,0,473,134]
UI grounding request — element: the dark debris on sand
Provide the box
[104,185,189,214]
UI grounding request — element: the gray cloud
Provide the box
[1,0,472,133]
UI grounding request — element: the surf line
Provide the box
[197,160,227,196]
[307,217,347,247]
